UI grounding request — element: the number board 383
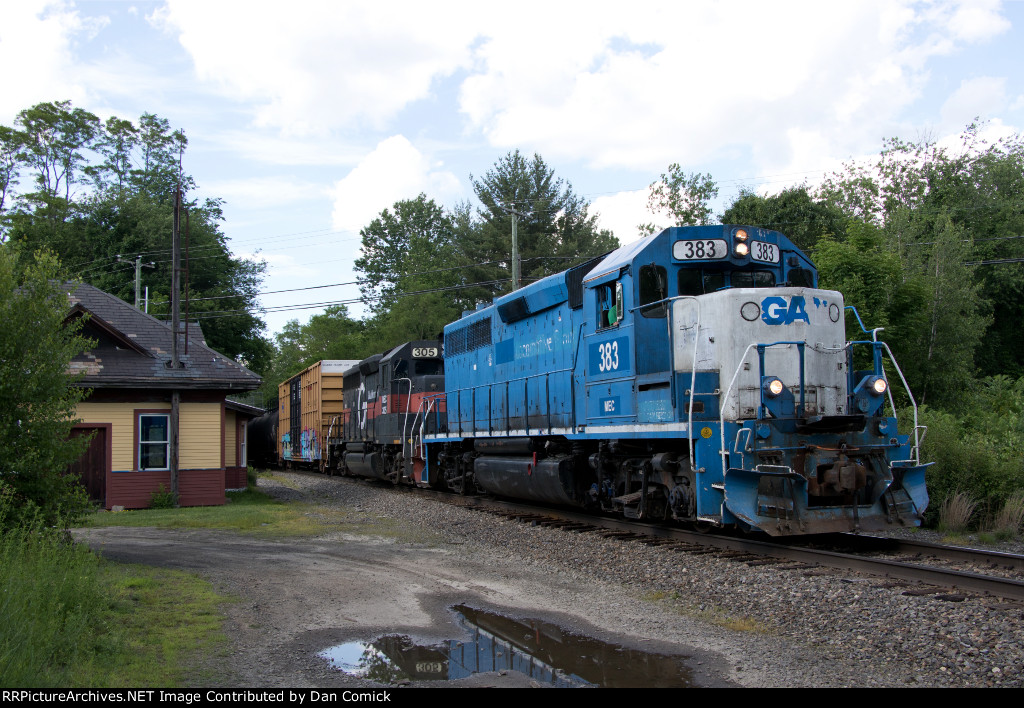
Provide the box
[750,241,780,263]
[672,239,727,260]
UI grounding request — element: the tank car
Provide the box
[246,409,279,469]
[418,225,929,536]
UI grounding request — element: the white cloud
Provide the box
[202,176,328,211]
[331,135,462,233]
[591,190,652,245]
[940,76,1007,129]
[457,1,1013,174]
[944,0,1011,43]
[153,0,483,136]
[0,1,106,121]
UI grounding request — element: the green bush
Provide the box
[0,246,94,530]
[918,376,1024,527]
[148,484,178,509]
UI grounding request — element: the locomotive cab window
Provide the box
[787,266,814,287]
[678,269,726,296]
[731,270,776,288]
[414,359,443,376]
[597,281,624,328]
[639,265,668,318]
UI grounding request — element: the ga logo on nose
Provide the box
[761,296,810,325]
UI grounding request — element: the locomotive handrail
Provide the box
[446,367,574,436]
[845,304,884,342]
[846,338,924,466]
[397,377,413,470]
[638,293,704,471]
[846,303,922,465]
[717,341,846,479]
[417,393,446,442]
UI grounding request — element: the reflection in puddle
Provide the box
[319,605,693,687]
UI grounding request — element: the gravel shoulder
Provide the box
[74,472,1024,688]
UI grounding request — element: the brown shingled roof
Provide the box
[66,282,262,391]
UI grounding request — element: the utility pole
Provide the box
[501,203,529,291]
[116,254,155,309]
[170,186,181,504]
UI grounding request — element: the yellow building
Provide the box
[66,284,262,508]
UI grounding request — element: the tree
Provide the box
[641,165,718,234]
[0,102,272,374]
[901,215,989,409]
[465,150,617,302]
[721,185,847,251]
[0,126,24,233]
[812,221,929,397]
[0,245,92,528]
[354,194,470,349]
[816,123,1024,385]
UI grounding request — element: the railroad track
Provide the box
[416,489,1024,603]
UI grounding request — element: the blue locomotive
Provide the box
[405,225,929,536]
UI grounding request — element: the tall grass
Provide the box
[993,491,1024,539]
[937,490,977,533]
[0,486,116,686]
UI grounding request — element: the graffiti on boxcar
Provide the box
[301,429,320,461]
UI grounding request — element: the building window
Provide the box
[139,414,169,471]
[239,421,247,468]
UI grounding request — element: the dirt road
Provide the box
[74,473,837,688]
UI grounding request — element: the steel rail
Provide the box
[426,492,1024,601]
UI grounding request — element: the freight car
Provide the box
[277,359,359,471]
[277,225,929,537]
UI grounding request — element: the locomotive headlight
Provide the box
[870,376,887,395]
[734,242,750,256]
[763,377,785,397]
[734,228,749,241]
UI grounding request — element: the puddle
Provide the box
[319,605,694,687]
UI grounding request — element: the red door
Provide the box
[69,427,107,504]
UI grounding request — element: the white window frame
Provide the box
[138,414,170,471]
[239,421,247,468]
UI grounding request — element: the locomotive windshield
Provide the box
[678,268,775,295]
[414,359,443,376]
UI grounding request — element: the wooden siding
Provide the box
[179,402,222,470]
[74,398,228,508]
[77,401,167,472]
[225,466,247,489]
[107,469,225,509]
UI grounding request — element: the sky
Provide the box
[1,0,1022,337]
